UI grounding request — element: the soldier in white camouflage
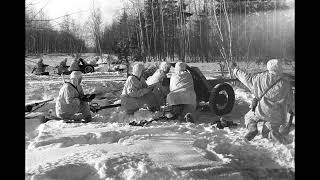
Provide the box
[230,59,294,144]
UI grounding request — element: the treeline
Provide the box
[25,0,295,63]
[25,6,87,55]
[98,0,294,62]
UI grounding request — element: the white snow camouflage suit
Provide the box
[69,58,87,71]
[233,60,294,133]
[69,59,81,71]
[120,63,159,114]
[33,58,47,75]
[166,62,197,121]
[146,62,171,106]
[55,71,91,121]
[57,59,69,74]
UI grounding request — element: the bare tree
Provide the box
[89,0,103,59]
[159,0,166,59]
[25,2,87,56]
[129,0,146,61]
[210,0,233,78]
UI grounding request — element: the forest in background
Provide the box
[25,0,294,64]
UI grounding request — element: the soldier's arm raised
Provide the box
[233,67,258,91]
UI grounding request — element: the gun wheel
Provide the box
[84,65,94,73]
[209,83,235,116]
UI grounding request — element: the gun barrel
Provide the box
[91,104,121,113]
[100,103,121,109]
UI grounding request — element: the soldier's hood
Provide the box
[159,62,171,72]
[175,62,186,73]
[132,63,144,77]
[267,59,283,75]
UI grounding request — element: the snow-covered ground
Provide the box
[25,57,295,180]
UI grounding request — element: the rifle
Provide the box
[25,98,54,113]
[89,102,121,113]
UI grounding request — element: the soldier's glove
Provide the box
[81,94,96,102]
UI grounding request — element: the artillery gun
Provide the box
[90,62,239,117]
[163,62,238,116]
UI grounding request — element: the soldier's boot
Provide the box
[244,122,258,141]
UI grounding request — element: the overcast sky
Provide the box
[26,0,125,26]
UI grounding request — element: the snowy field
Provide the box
[25,55,295,180]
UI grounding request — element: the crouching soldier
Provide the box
[120,63,160,114]
[230,59,294,144]
[55,71,92,122]
[166,62,197,123]
[69,58,87,72]
[57,58,70,75]
[32,58,49,75]
[146,62,171,106]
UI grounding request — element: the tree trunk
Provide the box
[159,0,166,60]
[151,0,157,59]
[138,11,145,61]
[144,11,151,61]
